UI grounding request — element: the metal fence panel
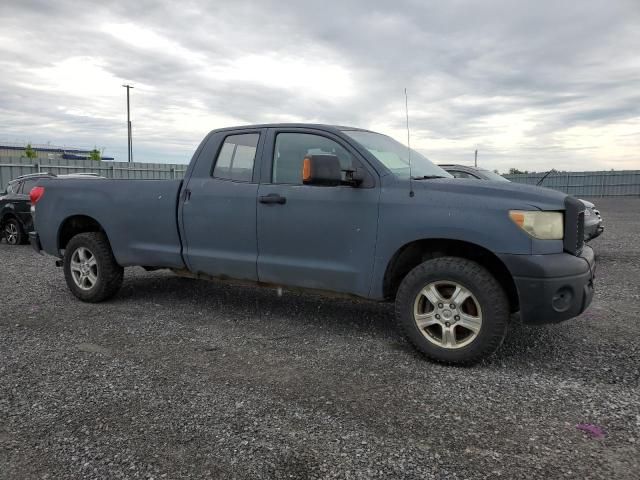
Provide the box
[2,157,639,197]
[0,157,188,188]
[504,170,640,197]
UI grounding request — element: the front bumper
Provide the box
[29,231,43,254]
[499,246,595,325]
[584,210,604,241]
[584,222,604,242]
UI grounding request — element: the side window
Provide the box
[273,133,355,185]
[212,133,259,182]
[20,179,38,194]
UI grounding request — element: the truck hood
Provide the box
[411,178,568,211]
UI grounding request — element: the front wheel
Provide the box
[63,232,124,302]
[395,257,509,365]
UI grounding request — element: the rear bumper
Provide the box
[29,231,43,254]
[499,246,595,325]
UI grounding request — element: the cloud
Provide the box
[0,0,638,171]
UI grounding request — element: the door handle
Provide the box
[184,188,191,201]
[259,193,286,205]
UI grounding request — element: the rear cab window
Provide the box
[212,133,259,182]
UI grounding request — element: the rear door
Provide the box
[256,128,380,297]
[180,129,264,280]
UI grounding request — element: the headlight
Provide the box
[509,210,563,240]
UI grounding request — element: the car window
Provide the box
[478,169,510,182]
[212,133,259,182]
[6,182,17,194]
[273,133,355,185]
[449,170,478,179]
[20,178,38,194]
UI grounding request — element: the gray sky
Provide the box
[0,0,638,171]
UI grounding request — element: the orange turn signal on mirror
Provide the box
[509,211,525,227]
[302,157,311,182]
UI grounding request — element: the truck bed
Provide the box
[35,179,185,269]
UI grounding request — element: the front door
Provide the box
[256,129,380,297]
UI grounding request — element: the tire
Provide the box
[63,232,124,302]
[395,257,509,365]
[3,218,25,245]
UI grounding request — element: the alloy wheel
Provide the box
[4,223,18,245]
[413,281,483,349]
[70,246,99,290]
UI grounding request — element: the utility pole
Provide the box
[474,149,478,167]
[122,84,134,163]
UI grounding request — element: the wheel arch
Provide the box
[57,215,112,253]
[0,211,20,227]
[382,238,519,312]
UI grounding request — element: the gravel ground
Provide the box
[1,197,639,479]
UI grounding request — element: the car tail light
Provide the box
[30,186,45,204]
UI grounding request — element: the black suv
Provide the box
[1,173,104,245]
[0,173,48,245]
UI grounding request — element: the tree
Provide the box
[24,143,37,159]
[88,147,102,161]
[508,168,528,175]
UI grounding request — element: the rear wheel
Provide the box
[395,257,509,365]
[63,232,123,302]
[3,218,24,245]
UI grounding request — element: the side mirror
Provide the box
[302,155,342,186]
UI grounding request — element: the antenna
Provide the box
[404,88,414,197]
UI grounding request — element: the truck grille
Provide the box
[563,196,585,255]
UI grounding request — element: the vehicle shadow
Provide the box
[113,271,635,379]
[116,272,400,340]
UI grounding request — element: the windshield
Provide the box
[479,169,510,182]
[343,130,452,179]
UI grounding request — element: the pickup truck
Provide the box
[29,123,596,364]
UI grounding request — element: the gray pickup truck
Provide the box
[30,124,596,364]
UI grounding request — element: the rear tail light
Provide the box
[30,186,45,204]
